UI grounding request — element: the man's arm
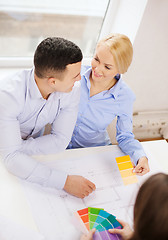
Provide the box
[0,105,67,189]
[0,84,96,196]
[21,84,80,155]
[1,114,96,194]
[0,86,76,189]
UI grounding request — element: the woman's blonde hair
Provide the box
[98,33,133,74]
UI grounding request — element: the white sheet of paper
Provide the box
[21,147,164,240]
[0,215,45,240]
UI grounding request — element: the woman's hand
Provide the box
[80,229,96,240]
[134,156,150,176]
[108,219,133,240]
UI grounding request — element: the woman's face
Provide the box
[91,43,119,84]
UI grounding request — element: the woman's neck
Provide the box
[89,75,117,97]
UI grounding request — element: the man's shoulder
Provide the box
[0,69,32,91]
[72,80,81,93]
[0,69,33,113]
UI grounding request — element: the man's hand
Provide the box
[80,229,96,240]
[108,219,133,240]
[63,175,96,198]
[134,156,150,176]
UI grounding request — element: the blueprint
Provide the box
[0,214,44,240]
[21,147,163,240]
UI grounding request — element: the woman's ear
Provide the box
[114,74,120,80]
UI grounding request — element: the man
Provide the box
[0,37,95,198]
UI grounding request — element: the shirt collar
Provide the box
[108,74,122,99]
[29,68,45,100]
[83,67,122,99]
[82,67,92,90]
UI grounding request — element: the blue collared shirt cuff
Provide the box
[132,151,147,165]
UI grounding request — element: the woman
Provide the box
[81,173,168,240]
[68,33,149,175]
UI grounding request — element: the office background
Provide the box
[0,0,168,141]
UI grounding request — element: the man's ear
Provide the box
[48,77,57,87]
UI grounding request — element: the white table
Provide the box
[0,140,168,239]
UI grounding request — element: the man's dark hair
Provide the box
[34,37,83,78]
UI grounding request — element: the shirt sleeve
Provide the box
[116,97,147,165]
[0,84,80,190]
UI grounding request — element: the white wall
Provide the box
[123,0,168,113]
[108,0,168,141]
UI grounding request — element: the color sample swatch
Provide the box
[88,207,104,229]
[116,155,138,185]
[75,207,103,231]
[75,207,90,230]
[75,208,122,240]
[93,230,121,240]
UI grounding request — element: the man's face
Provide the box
[53,61,82,92]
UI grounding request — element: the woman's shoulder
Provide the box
[119,79,135,101]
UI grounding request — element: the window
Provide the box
[0,0,109,58]
[0,0,148,68]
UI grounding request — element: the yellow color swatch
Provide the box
[120,169,136,178]
[123,176,138,185]
[117,162,133,171]
[116,155,138,185]
[116,155,131,163]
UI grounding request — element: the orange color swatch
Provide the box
[76,208,89,230]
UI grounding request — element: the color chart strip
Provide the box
[94,210,122,232]
[75,208,122,240]
[93,210,116,229]
[92,210,122,240]
[76,207,104,231]
[88,207,103,229]
[93,230,122,240]
[76,208,89,230]
[116,155,138,185]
